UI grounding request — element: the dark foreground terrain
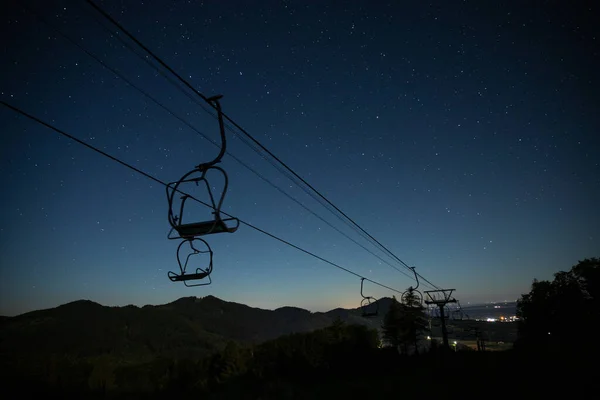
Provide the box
[1,339,593,399]
[0,317,592,399]
[0,295,587,399]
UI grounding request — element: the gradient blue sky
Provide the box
[1,0,598,316]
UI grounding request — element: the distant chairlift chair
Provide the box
[168,238,214,287]
[401,266,423,307]
[360,278,379,317]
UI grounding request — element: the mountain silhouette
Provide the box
[0,295,391,363]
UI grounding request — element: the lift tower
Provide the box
[424,289,457,348]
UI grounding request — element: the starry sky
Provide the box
[1,0,598,316]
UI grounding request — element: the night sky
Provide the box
[1,0,598,316]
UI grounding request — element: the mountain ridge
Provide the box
[0,295,391,366]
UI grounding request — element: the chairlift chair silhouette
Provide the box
[168,238,214,286]
[360,278,379,317]
[401,267,423,307]
[166,95,239,240]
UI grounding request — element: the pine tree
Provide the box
[381,296,403,351]
[382,293,429,354]
[400,290,428,354]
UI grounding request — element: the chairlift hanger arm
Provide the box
[408,266,420,291]
[359,277,379,316]
[360,277,367,299]
[360,278,378,301]
[198,95,227,169]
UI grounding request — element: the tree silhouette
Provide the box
[572,257,600,307]
[400,290,428,354]
[517,257,599,351]
[382,294,428,354]
[382,296,403,352]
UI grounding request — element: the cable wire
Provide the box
[85,0,442,290]
[1,100,407,295]
[80,4,391,266]
[24,4,416,284]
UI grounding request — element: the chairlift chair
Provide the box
[168,238,214,287]
[360,278,379,317]
[166,95,239,240]
[401,267,423,306]
[166,168,239,239]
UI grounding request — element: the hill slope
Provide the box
[0,295,384,364]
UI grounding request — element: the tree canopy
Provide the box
[516,257,599,351]
[381,293,428,354]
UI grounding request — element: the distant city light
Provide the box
[475,315,518,323]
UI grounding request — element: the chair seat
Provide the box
[169,271,209,282]
[175,219,234,237]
